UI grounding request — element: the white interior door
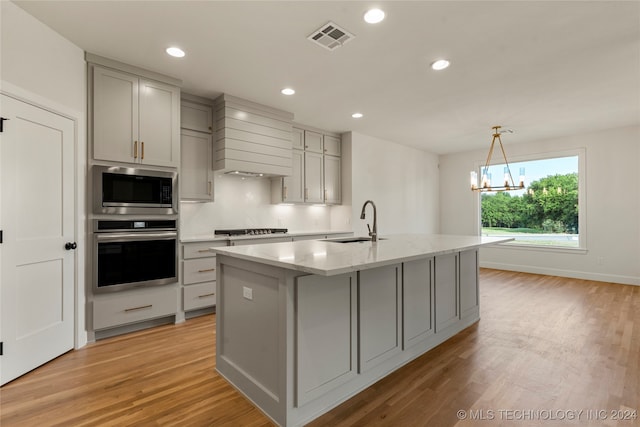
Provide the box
[0,94,75,385]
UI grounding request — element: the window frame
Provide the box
[473,148,587,253]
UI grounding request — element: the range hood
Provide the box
[214,94,294,177]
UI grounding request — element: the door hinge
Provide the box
[0,117,8,133]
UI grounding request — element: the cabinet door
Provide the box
[358,265,402,372]
[434,253,459,332]
[282,149,304,203]
[92,66,139,163]
[139,78,180,167]
[296,273,357,406]
[323,155,341,204]
[304,130,323,153]
[403,258,434,349]
[459,249,479,319]
[181,100,213,133]
[291,127,304,150]
[323,135,341,156]
[304,151,324,203]
[181,129,213,201]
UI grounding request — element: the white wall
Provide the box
[180,174,338,236]
[344,132,440,236]
[1,1,88,346]
[440,126,640,285]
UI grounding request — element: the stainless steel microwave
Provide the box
[93,166,177,215]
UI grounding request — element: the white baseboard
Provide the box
[480,262,640,286]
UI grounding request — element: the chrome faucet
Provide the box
[360,200,378,242]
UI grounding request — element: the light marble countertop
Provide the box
[180,230,352,243]
[211,234,514,276]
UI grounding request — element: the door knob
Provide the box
[65,242,77,250]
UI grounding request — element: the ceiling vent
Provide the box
[307,21,355,51]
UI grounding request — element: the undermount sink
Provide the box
[323,237,388,243]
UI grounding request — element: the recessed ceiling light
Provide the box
[431,59,450,71]
[166,47,185,58]
[352,113,364,119]
[281,88,295,96]
[364,9,385,24]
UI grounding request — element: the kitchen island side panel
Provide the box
[216,255,293,426]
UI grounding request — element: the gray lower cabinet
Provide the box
[402,257,435,349]
[216,248,481,426]
[434,252,459,332]
[296,273,357,406]
[93,285,178,330]
[181,241,226,312]
[358,264,402,372]
[459,249,479,319]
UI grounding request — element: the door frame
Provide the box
[1,80,88,350]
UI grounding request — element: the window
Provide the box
[479,153,583,249]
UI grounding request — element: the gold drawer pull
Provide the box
[198,293,215,298]
[133,141,138,159]
[198,268,215,273]
[125,304,152,312]
[197,249,211,253]
[141,141,145,159]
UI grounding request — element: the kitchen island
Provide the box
[211,234,512,426]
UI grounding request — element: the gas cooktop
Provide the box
[214,228,288,236]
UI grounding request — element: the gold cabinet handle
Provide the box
[197,249,211,253]
[125,304,152,312]
[198,293,216,299]
[324,189,328,201]
[208,181,212,196]
[198,268,216,273]
[141,141,144,159]
[133,141,138,159]
[283,186,288,199]
[304,188,309,200]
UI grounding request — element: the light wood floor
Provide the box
[1,269,638,426]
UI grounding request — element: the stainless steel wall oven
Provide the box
[93,220,178,293]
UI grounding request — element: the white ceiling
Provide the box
[14,1,640,155]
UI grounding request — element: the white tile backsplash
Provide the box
[180,174,343,236]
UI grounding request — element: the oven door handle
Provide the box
[95,232,177,242]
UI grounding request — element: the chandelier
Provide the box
[470,125,525,192]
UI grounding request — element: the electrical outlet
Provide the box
[242,286,253,300]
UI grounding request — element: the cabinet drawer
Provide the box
[184,258,216,284]
[93,286,177,330]
[183,282,216,311]
[183,241,226,259]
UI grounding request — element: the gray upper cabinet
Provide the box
[323,135,341,156]
[181,129,213,201]
[304,151,324,204]
[272,126,342,205]
[180,98,214,202]
[291,127,304,150]
[92,65,180,167]
[282,149,304,203]
[323,154,341,205]
[303,130,323,153]
[181,100,213,133]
